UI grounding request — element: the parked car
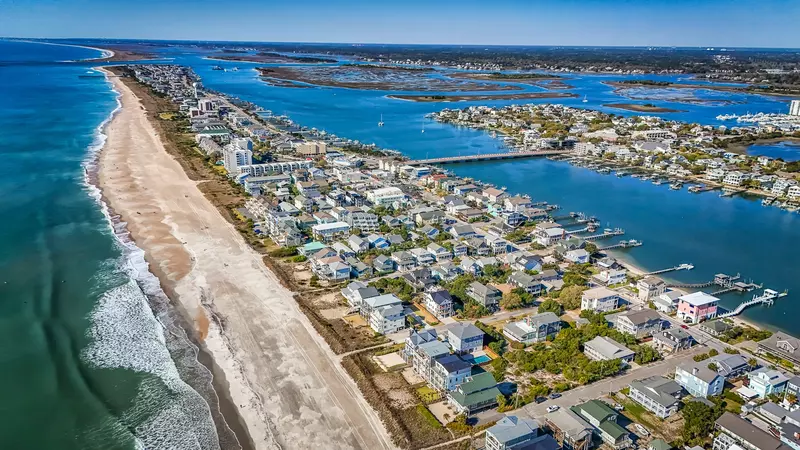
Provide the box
[613,403,624,411]
[546,405,560,413]
[680,324,689,329]
[535,397,547,404]
[549,393,562,399]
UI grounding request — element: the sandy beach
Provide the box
[97,68,395,450]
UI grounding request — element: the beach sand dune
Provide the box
[98,70,395,450]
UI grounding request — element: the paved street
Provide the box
[523,345,706,417]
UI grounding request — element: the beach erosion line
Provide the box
[80,67,243,450]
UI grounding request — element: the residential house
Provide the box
[448,372,502,415]
[367,234,390,249]
[340,281,380,310]
[391,251,416,272]
[402,329,438,363]
[373,255,394,273]
[713,412,790,450]
[785,376,800,400]
[467,282,502,309]
[758,332,800,368]
[652,328,693,353]
[430,354,472,392]
[332,242,355,258]
[709,354,750,378]
[533,223,565,246]
[360,293,403,320]
[370,304,406,335]
[410,339,452,382]
[311,221,351,243]
[571,400,631,449]
[677,292,719,324]
[653,291,682,313]
[419,225,440,240]
[348,235,369,253]
[583,336,634,365]
[544,408,593,450]
[486,416,559,450]
[507,253,543,273]
[592,268,627,287]
[613,309,664,338]
[637,276,666,302]
[629,376,684,418]
[565,249,590,264]
[345,211,379,232]
[675,360,725,397]
[508,271,545,297]
[452,242,468,257]
[449,224,478,240]
[312,255,351,281]
[427,243,452,262]
[748,368,790,399]
[460,256,482,276]
[504,312,562,344]
[580,287,620,313]
[410,248,435,266]
[431,262,460,282]
[348,258,373,279]
[446,322,485,354]
[699,320,733,338]
[423,290,455,320]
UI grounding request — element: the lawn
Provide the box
[417,386,442,404]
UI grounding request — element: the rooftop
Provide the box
[678,291,719,307]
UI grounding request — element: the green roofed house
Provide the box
[571,400,632,449]
[448,372,501,415]
[649,439,672,450]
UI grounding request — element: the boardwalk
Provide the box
[404,149,573,166]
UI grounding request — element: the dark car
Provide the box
[535,396,547,404]
[549,393,562,399]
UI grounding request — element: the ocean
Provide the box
[0,41,226,449]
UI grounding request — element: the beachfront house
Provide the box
[448,372,502,415]
[637,276,666,302]
[430,354,472,392]
[485,416,559,450]
[446,322,485,354]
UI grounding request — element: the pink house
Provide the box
[677,292,719,324]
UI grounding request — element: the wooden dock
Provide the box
[404,149,573,166]
[644,263,694,276]
[598,240,642,251]
[717,289,788,319]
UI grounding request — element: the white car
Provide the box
[546,405,560,413]
[634,424,650,436]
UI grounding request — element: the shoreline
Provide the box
[6,38,114,60]
[94,68,254,450]
[98,68,395,450]
[388,92,579,102]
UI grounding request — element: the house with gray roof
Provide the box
[486,416,559,450]
[544,408,592,450]
[652,328,693,353]
[675,359,724,397]
[713,412,791,450]
[758,332,800,368]
[583,336,634,365]
[467,281,502,309]
[403,329,438,363]
[423,290,455,320]
[612,309,664,338]
[340,281,379,310]
[446,322,485,354]
[373,254,394,273]
[709,353,750,378]
[431,354,472,392]
[508,271,545,297]
[504,312,562,345]
[629,376,684,418]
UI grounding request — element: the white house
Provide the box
[581,287,620,313]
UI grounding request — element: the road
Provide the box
[523,346,706,417]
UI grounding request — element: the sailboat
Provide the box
[582,95,588,103]
[378,114,384,127]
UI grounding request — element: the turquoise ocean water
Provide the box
[0,41,227,449]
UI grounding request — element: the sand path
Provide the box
[98,70,395,450]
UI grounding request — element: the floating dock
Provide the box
[717,289,789,319]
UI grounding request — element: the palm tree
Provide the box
[748,357,758,368]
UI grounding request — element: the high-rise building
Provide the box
[790,100,800,116]
[223,143,253,175]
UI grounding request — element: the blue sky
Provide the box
[1,0,797,47]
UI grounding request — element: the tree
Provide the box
[708,348,719,357]
[787,394,798,405]
[501,291,525,310]
[634,345,661,365]
[708,362,719,372]
[748,358,758,368]
[560,285,587,310]
[538,299,563,315]
[584,242,598,254]
[681,401,721,445]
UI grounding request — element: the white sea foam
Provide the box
[79,71,225,450]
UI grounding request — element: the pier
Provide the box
[404,149,572,166]
[597,240,642,251]
[717,289,789,319]
[666,273,740,289]
[643,263,694,276]
[582,228,625,241]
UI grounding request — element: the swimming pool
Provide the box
[472,355,491,364]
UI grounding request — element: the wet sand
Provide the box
[97,69,395,450]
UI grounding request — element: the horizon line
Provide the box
[3,36,800,51]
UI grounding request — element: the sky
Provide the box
[0,0,798,48]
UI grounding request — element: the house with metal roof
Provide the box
[446,322,485,354]
[713,412,792,450]
[423,290,455,320]
[402,329,438,363]
[652,328,694,353]
[748,367,790,399]
[485,416,560,450]
[628,376,685,418]
[340,281,380,310]
[467,281,502,308]
[543,408,592,450]
[675,360,725,398]
[448,372,502,415]
[758,332,800,368]
[580,287,620,313]
[571,400,631,449]
[612,309,664,338]
[583,336,634,365]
